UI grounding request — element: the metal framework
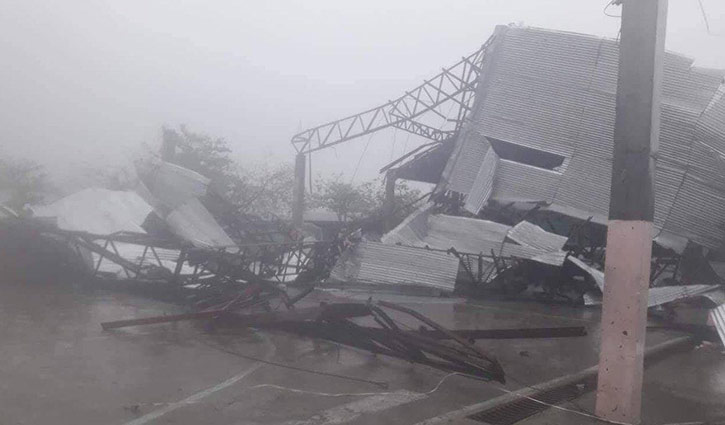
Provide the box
[291,35,494,154]
[36,224,344,302]
[390,119,455,142]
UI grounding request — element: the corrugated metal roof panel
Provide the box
[492,160,560,204]
[530,250,568,267]
[508,221,568,252]
[143,161,209,209]
[440,25,725,248]
[710,304,725,346]
[166,198,236,248]
[709,261,725,281]
[568,256,718,305]
[567,256,605,291]
[647,285,719,308]
[701,288,725,306]
[464,148,498,214]
[329,240,459,292]
[382,211,565,264]
[33,188,151,235]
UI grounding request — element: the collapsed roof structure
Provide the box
[290,25,725,301]
[439,25,725,252]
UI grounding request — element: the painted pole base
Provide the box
[595,220,653,424]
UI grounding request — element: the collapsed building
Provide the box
[3,24,725,388]
[5,25,724,314]
[291,25,725,314]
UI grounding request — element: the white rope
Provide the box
[244,372,459,398]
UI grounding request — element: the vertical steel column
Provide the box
[292,152,306,228]
[383,169,398,232]
[595,1,668,423]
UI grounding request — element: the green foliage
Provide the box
[381,180,425,225]
[311,175,423,224]
[0,158,48,212]
[161,126,293,219]
[311,177,378,222]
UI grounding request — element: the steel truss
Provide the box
[291,35,495,154]
[45,228,344,294]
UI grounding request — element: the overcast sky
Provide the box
[1,0,724,186]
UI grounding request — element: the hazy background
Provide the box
[1,0,724,189]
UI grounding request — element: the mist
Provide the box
[1,0,723,187]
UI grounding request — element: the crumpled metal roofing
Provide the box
[381,204,566,265]
[709,261,725,281]
[701,288,725,306]
[710,304,725,346]
[463,148,498,214]
[166,198,235,248]
[33,188,152,235]
[440,25,725,249]
[329,240,460,292]
[567,256,719,307]
[142,161,209,210]
[567,256,605,291]
[508,220,568,253]
[134,160,236,249]
[647,285,720,308]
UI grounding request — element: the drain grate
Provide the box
[467,380,593,424]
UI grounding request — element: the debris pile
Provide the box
[288,25,725,340]
[2,24,725,369]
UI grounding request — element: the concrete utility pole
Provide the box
[595,0,668,423]
[292,152,306,228]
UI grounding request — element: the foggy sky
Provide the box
[1,0,724,187]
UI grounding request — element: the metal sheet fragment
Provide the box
[508,221,568,252]
[464,148,499,214]
[329,240,460,292]
[710,304,725,346]
[567,256,605,291]
[647,285,720,308]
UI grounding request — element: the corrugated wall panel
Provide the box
[439,25,725,248]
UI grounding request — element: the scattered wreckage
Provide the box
[286,25,725,340]
[3,25,725,378]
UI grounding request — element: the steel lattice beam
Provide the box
[390,119,455,142]
[291,35,494,154]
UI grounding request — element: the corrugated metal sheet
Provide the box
[382,210,566,264]
[508,221,568,252]
[710,304,725,346]
[143,161,209,210]
[381,202,435,247]
[701,288,725,306]
[567,256,605,291]
[709,261,725,281]
[647,285,719,308]
[583,291,602,306]
[530,250,568,267]
[492,160,560,205]
[568,254,718,305]
[166,198,235,248]
[329,240,459,292]
[441,25,725,249]
[33,188,152,235]
[464,148,498,214]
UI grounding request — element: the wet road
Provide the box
[0,282,723,425]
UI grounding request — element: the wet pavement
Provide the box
[0,282,723,425]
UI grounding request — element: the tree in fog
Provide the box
[161,126,293,219]
[311,175,422,225]
[310,178,378,222]
[0,158,48,212]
